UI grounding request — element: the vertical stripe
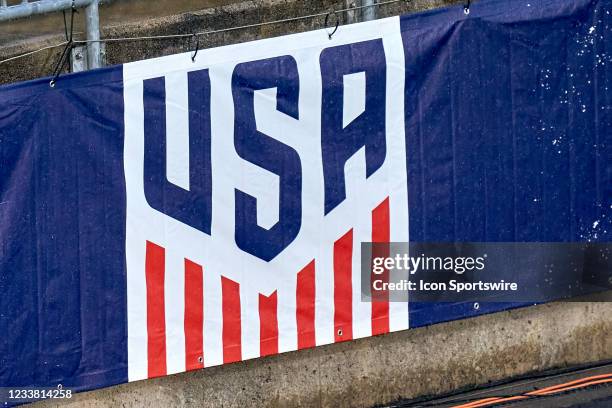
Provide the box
[371,197,390,335]
[145,241,167,378]
[239,285,261,361]
[221,277,242,363]
[258,291,279,357]
[164,72,190,190]
[334,230,353,342]
[275,272,298,354]
[164,251,186,375]
[202,267,223,367]
[296,261,316,349]
[184,259,204,371]
[314,237,335,347]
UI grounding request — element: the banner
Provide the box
[1,0,610,396]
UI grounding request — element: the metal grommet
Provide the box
[337,328,343,337]
[197,356,203,364]
[49,80,56,88]
[473,302,480,310]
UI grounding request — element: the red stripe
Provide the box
[221,277,242,363]
[258,291,279,357]
[145,241,167,378]
[371,197,390,335]
[334,230,353,342]
[296,261,316,349]
[184,259,204,371]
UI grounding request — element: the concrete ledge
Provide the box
[35,302,612,407]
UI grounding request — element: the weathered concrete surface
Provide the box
[0,0,461,84]
[0,0,242,45]
[34,301,612,407]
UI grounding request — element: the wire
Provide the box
[0,0,405,66]
[75,0,404,44]
[0,41,69,65]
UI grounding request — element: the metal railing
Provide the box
[0,0,381,71]
[0,0,102,69]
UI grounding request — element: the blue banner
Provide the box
[0,0,610,397]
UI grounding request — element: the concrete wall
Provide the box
[0,0,460,84]
[35,302,612,407]
[3,1,611,407]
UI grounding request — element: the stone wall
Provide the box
[0,0,459,85]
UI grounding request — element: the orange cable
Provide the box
[454,395,528,408]
[451,373,612,408]
[536,378,612,396]
[525,373,612,395]
[451,397,506,408]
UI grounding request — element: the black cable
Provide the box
[190,34,199,62]
[324,11,340,40]
[1,0,406,66]
[62,10,69,41]
[50,1,77,87]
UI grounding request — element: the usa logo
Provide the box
[123,17,408,381]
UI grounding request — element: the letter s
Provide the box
[232,56,302,262]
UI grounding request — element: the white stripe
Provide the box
[250,87,281,230]
[384,18,410,332]
[164,72,190,191]
[124,77,149,382]
[203,268,223,367]
[240,281,260,360]
[315,240,335,346]
[277,279,297,354]
[342,72,366,128]
[345,149,372,340]
[163,247,186,375]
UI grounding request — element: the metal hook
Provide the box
[324,11,339,40]
[50,1,77,87]
[464,0,471,15]
[190,34,200,63]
